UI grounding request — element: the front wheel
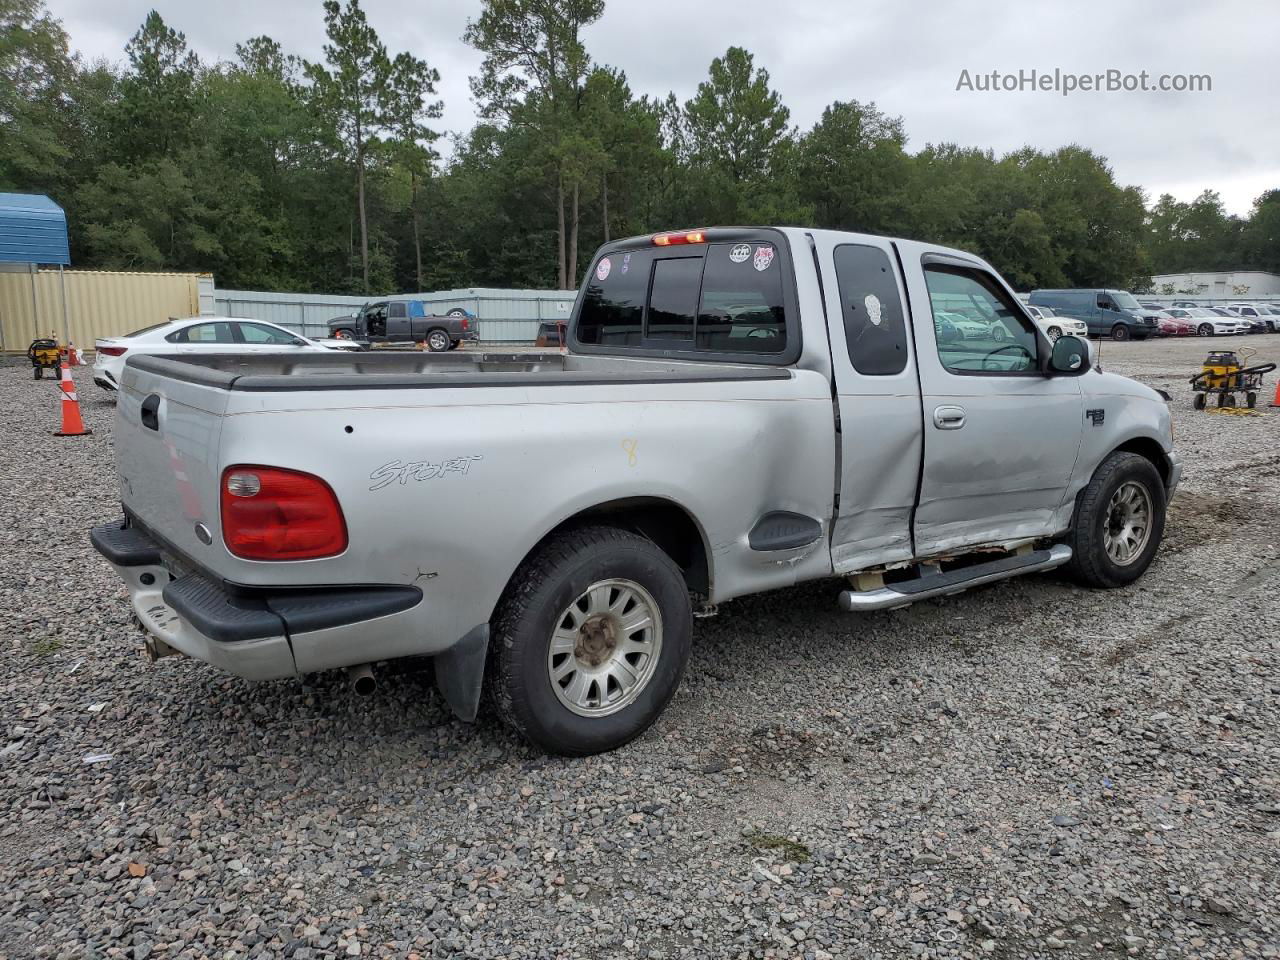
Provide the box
[1046,326,1062,341]
[1063,452,1166,589]
[1198,323,1214,337]
[1111,324,1131,342]
[488,525,692,756]
[426,329,450,352]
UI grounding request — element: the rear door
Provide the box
[898,245,1084,554]
[163,320,242,357]
[812,233,924,572]
[384,301,411,339]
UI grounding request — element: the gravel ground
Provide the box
[1,336,1278,960]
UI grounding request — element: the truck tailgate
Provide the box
[115,358,230,562]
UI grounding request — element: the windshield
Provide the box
[1111,291,1142,311]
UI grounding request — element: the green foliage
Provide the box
[0,0,1274,296]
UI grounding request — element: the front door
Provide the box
[814,232,925,573]
[896,243,1085,555]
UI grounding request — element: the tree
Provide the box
[383,52,442,289]
[684,47,791,184]
[465,0,605,288]
[0,0,76,189]
[115,10,201,161]
[1239,190,1280,274]
[798,100,908,234]
[305,0,395,292]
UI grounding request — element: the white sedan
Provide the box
[93,317,356,392]
[1165,308,1249,337]
[1024,305,1089,341]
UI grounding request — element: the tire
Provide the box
[1047,326,1062,341]
[1111,324,1130,342]
[1063,452,1166,589]
[333,328,355,340]
[487,525,693,756]
[448,340,460,350]
[33,367,42,380]
[426,329,450,352]
[1247,392,1258,408]
[1193,392,1206,410]
[1197,323,1214,337]
[446,308,467,317]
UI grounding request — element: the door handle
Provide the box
[140,394,161,431]
[933,405,966,430]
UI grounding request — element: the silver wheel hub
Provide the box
[548,578,662,718]
[1103,481,1152,566]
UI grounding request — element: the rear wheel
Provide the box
[1111,324,1131,341]
[1193,392,1206,410]
[488,525,692,756]
[426,329,450,352]
[1198,323,1214,337]
[33,367,42,380]
[1064,452,1166,589]
[1247,391,1258,408]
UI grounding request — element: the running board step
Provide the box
[838,544,1073,612]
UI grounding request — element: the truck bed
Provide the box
[127,351,791,392]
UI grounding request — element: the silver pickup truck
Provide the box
[91,227,1180,756]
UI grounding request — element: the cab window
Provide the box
[389,302,407,319]
[576,241,788,355]
[237,323,296,344]
[833,243,907,375]
[166,322,235,344]
[924,266,1039,374]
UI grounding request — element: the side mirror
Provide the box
[290,337,309,347]
[1048,335,1090,375]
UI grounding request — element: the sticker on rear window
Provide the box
[865,294,883,325]
[729,243,751,264]
[753,246,775,272]
[621,252,632,274]
[595,257,612,281]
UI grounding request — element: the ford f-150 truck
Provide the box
[91,227,1180,756]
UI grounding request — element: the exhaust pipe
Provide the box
[348,662,377,696]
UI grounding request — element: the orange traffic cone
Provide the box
[54,360,92,437]
[1270,379,1280,408]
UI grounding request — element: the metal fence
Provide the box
[213,287,579,343]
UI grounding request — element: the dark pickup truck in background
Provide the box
[327,299,479,351]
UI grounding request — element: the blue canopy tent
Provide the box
[0,193,71,352]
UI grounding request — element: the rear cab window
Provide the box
[573,231,796,363]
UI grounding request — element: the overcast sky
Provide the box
[51,0,1277,215]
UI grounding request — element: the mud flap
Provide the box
[434,624,489,722]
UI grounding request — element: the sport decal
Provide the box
[729,243,752,263]
[753,246,775,272]
[595,257,612,281]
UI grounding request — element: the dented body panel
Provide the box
[95,226,1178,699]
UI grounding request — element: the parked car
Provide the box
[1165,308,1249,336]
[1256,305,1280,332]
[1024,304,1088,341]
[1027,289,1158,340]
[1136,308,1191,336]
[93,317,343,393]
[328,300,479,351]
[91,226,1179,756]
[1171,300,1202,309]
[1225,303,1274,333]
[932,309,996,340]
[534,321,564,348]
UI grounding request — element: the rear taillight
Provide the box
[98,346,127,357]
[220,466,347,560]
[461,317,469,330]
